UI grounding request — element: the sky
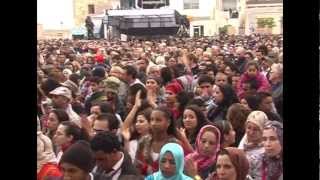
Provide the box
[37,0,74,30]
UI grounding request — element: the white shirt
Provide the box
[128,140,138,163]
[105,152,124,180]
[130,78,145,87]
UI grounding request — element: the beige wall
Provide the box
[73,0,120,27]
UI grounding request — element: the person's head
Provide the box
[134,108,152,137]
[147,65,161,78]
[257,91,273,113]
[216,148,249,180]
[262,121,283,157]
[136,58,149,72]
[215,72,229,86]
[89,76,102,93]
[150,106,177,136]
[235,47,246,59]
[109,66,124,80]
[213,120,236,148]
[245,111,268,144]
[53,121,89,147]
[146,76,162,93]
[241,93,260,111]
[47,109,69,132]
[213,84,239,106]
[245,61,259,78]
[226,103,251,134]
[166,57,177,67]
[255,50,264,61]
[159,143,185,178]
[197,75,214,98]
[244,51,254,61]
[242,78,258,96]
[164,81,183,106]
[60,141,95,180]
[196,125,221,157]
[223,61,239,77]
[215,59,226,72]
[69,73,81,86]
[160,67,173,85]
[91,66,106,79]
[126,84,147,111]
[49,86,72,108]
[183,105,208,139]
[269,63,283,84]
[123,65,138,83]
[93,113,120,136]
[231,74,241,90]
[90,131,122,172]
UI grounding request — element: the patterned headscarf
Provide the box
[185,125,221,172]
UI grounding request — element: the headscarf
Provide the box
[185,125,221,172]
[165,81,183,95]
[241,111,269,150]
[37,131,57,173]
[261,121,283,180]
[150,143,193,180]
[224,147,250,180]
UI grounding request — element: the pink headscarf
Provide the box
[185,125,221,172]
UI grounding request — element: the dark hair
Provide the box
[160,67,173,85]
[40,79,61,96]
[243,93,260,110]
[90,131,121,153]
[130,108,153,140]
[243,78,259,90]
[60,121,90,142]
[123,65,138,79]
[256,91,272,107]
[172,63,186,78]
[69,73,80,86]
[176,91,193,113]
[128,83,147,99]
[188,97,206,107]
[213,120,232,145]
[217,84,239,107]
[183,105,209,144]
[245,52,254,59]
[258,45,268,56]
[198,74,214,85]
[205,64,218,75]
[51,109,69,123]
[152,106,177,136]
[224,60,240,74]
[245,61,259,72]
[96,113,120,131]
[99,102,115,114]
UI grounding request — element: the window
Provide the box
[88,4,95,14]
[184,0,199,9]
[193,25,204,37]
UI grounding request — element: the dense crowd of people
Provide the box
[37,34,283,180]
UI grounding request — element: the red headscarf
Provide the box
[165,81,183,94]
[185,125,221,172]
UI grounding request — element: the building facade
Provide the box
[243,0,283,35]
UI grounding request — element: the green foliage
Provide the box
[257,18,276,28]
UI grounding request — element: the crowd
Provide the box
[37,34,283,180]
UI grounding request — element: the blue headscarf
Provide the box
[146,143,193,180]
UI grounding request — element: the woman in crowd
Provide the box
[184,125,221,179]
[213,120,236,148]
[37,128,61,180]
[135,106,192,176]
[146,143,193,180]
[260,121,283,180]
[45,109,70,140]
[238,111,269,180]
[121,91,152,163]
[208,84,239,122]
[226,103,252,146]
[145,76,164,107]
[53,121,90,162]
[206,147,250,180]
[181,105,209,147]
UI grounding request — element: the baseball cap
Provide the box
[49,86,72,100]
